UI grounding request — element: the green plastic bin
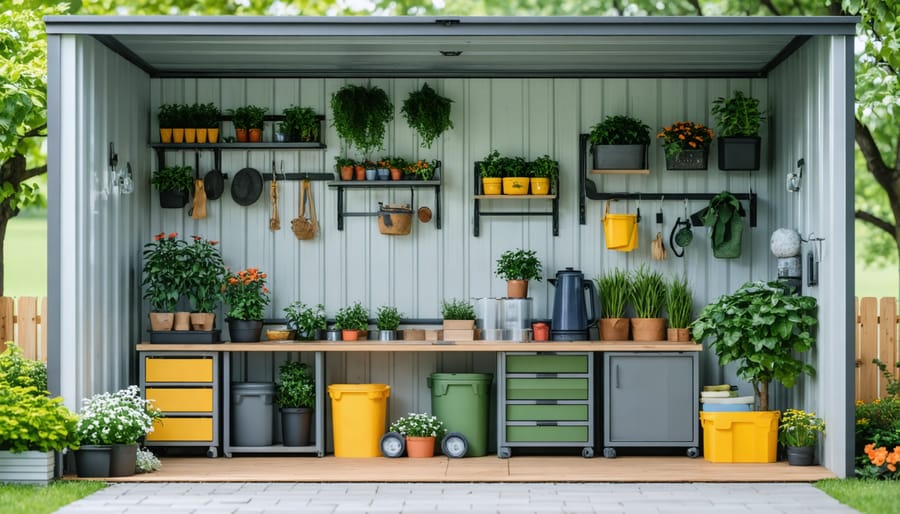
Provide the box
[427,373,493,457]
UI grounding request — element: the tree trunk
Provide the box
[755,381,769,412]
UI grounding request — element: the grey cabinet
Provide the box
[602,352,699,458]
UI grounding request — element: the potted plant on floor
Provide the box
[276,361,316,447]
[0,343,79,485]
[75,385,162,478]
[495,249,542,299]
[589,115,651,170]
[151,165,193,208]
[223,267,271,342]
[691,280,817,463]
[142,232,187,331]
[184,236,226,331]
[388,412,447,458]
[282,105,320,142]
[230,105,268,142]
[596,268,631,341]
[375,305,402,341]
[710,90,764,170]
[529,154,558,195]
[331,83,393,160]
[284,301,327,341]
[778,408,825,466]
[657,121,714,170]
[629,265,667,341]
[401,83,454,149]
[665,274,693,342]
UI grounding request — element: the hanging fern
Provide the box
[401,83,453,149]
[330,84,393,158]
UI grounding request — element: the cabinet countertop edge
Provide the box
[137,341,701,352]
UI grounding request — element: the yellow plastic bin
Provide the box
[328,384,391,457]
[699,411,779,463]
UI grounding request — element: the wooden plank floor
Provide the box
[77,456,836,483]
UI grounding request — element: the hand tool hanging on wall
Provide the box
[651,198,667,261]
[191,151,207,219]
[269,160,280,231]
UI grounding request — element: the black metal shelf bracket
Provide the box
[472,163,560,237]
[327,179,442,231]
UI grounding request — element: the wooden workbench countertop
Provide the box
[137,340,701,352]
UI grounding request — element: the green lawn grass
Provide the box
[3,215,46,298]
[0,481,105,514]
[816,479,900,513]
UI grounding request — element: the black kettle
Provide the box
[549,268,599,341]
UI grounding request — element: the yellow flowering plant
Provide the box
[778,408,825,447]
[656,121,714,159]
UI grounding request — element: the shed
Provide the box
[44,15,857,476]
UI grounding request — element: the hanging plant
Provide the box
[330,83,393,158]
[401,83,453,149]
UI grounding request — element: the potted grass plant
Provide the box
[629,265,667,341]
[401,83,453,149]
[665,274,693,342]
[588,115,651,170]
[710,90,764,170]
[596,269,631,341]
[276,361,316,447]
[495,249,542,298]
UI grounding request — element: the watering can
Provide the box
[549,268,599,341]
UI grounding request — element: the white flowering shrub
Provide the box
[389,412,446,438]
[136,447,162,473]
[76,385,162,445]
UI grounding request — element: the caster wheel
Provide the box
[582,447,594,459]
[602,447,616,459]
[687,447,699,458]
[206,447,218,458]
[498,447,512,459]
[380,432,406,458]
[441,432,468,458]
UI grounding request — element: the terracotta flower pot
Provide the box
[631,318,666,341]
[249,128,263,142]
[507,279,529,298]
[532,322,550,341]
[405,436,436,458]
[354,165,366,181]
[191,312,216,331]
[667,327,691,342]
[235,128,248,142]
[390,167,402,180]
[339,166,354,181]
[149,312,175,331]
[174,311,191,331]
[341,329,359,341]
[599,318,630,341]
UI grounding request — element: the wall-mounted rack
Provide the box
[472,163,560,237]
[327,178,442,231]
[578,134,757,228]
[150,142,327,171]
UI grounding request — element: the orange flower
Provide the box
[167,232,178,239]
[153,232,164,241]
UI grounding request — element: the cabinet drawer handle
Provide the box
[536,373,559,378]
[615,364,620,388]
[536,421,558,427]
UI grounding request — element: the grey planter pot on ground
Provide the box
[75,445,112,478]
[0,450,55,485]
[109,443,138,477]
[281,407,312,447]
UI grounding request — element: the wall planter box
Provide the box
[0,450,54,485]
[717,137,761,171]
[699,411,778,463]
[159,189,189,208]
[592,144,647,170]
[666,148,709,170]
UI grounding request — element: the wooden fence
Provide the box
[856,297,900,402]
[0,296,47,362]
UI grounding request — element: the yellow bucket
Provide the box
[602,200,638,251]
[328,384,391,457]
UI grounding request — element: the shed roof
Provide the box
[44,15,858,79]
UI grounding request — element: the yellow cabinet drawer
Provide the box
[145,357,213,383]
[147,418,213,442]
[146,388,213,413]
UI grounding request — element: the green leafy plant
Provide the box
[478,149,503,178]
[376,305,402,331]
[141,232,187,312]
[198,102,220,129]
[690,280,818,411]
[151,165,193,194]
[334,301,368,331]
[401,83,453,149]
[874,358,900,398]
[76,385,162,445]
[856,396,900,469]
[330,83,394,158]
[493,155,528,177]
[710,90,764,137]
[779,408,825,448]
[184,236,225,313]
[157,104,179,129]
[656,121,715,158]
[589,115,651,145]
[0,341,47,391]
[276,361,315,409]
[229,105,268,130]
[0,385,79,453]
[495,249,543,282]
[530,155,558,183]
[282,105,319,141]
[596,269,630,319]
[629,265,666,318]
[223,267,270,321]
[665,274,693,329]
[389,412,446,438]
[441,298,475,321]
[283,302,327,340]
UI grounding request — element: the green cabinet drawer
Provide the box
[506,425,589,443]
[506,404,589,421]
[506,378,588,400]
[506,354,588,373]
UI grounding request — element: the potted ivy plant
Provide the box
[495,249,542,298]
[284,302,327,341]
[529,154,558,195]
[478,149,503,195]
[330,83,393,160]
[629,265,667,341]
[282,105,320,142]
[375,305,402,341]
[151,165,193,208]
[710,90,764,170]
[691,280,817,463]
[229,105,268,142]
[401,83,453,149]
[588,114,651,170]
[665,274,693,342]
[276,361,315,447]
[595,268,631,341]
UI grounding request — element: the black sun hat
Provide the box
[230,167,263,206]
[204,169,225,200]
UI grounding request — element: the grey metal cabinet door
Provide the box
[604,353,697,445]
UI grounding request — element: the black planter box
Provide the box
[149,329,222,344]
[592,144,647,170]
[717,136,761,171]
[666,148,709,170]
[159,189,188,208]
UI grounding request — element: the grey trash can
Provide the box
[231,382,275,447]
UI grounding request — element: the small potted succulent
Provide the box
[375,305,402,341]
[588,114,651,170]
[495,249,542,298]
[710,90,764,170]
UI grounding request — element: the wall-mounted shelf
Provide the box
[578,134,757,228]
[590,169,650,175]
[150,142,327,171]
[327,179,442,231]
[473,164,560,237]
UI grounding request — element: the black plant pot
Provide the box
[159,189,188,208]
[785,445,815,466]
[717,136,761,171]
[109,443,138,477]
[281,407,312,447]
[228,319,263,342]
[592,144,647,170]
[75,445,111,478]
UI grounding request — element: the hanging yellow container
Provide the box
[602,199,638,251]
